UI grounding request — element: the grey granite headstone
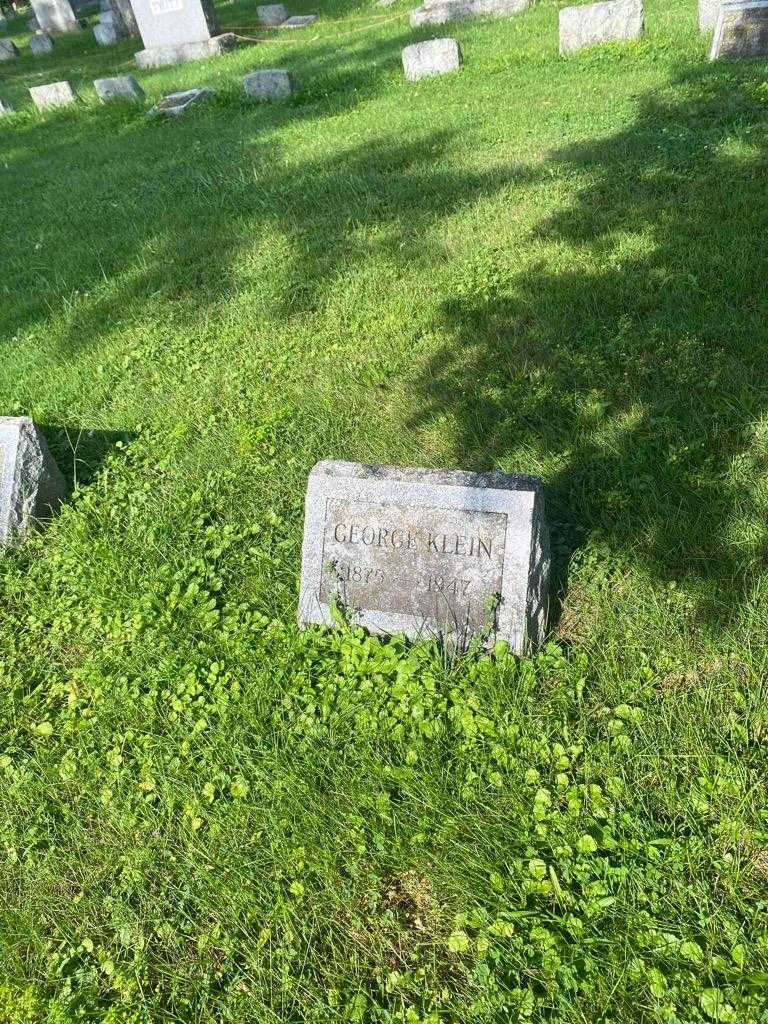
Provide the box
[559,0,643,53]
[29,80,77,109]
[0,97,14,115]
[402,37,461,80]
[29,0,81,33]
[243,67,294,99]
[0,37,18,58]
[94,20,121,41]
[710,0,768,56]
[94,73,145,100]
[299,461,550,653]
[257,3,288,24]
[29,31,55,52]
[410,0,529,27]
[149,86,214,114]
[278,13,317,26]
[699,0,721,29]
[0,417,67,546]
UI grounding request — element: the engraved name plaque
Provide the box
[299,461,550,653]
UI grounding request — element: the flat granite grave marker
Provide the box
[711,0,768,56]
[257,3,288,24]
[0,417,67,546]
[30,80,78,109]
[29,31,55,53]
[0,38,19,59]
[94,73,145,100]
[278,13,317,26]
[299,461,550,653]
[559,0,643,53]
[243,67,294,100]
[29,0,81,33]
[149,86,214,115]
[402,37,461,79]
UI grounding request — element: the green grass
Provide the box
[1,0,768,1020]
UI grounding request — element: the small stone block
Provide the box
[94,73,145,101]
[299,461,550,652]
[710,0,768,57]
[559,0,643,54]
[29,31,55,53]
[149,86,214,115]
[401,37,461,80]
[29,80,78,109]
[0,417,67,546]
[257,3,288,24]
[0,97,14,116]
[410,0,530,27]
[93,20,120,42]
[243,67,294,100]
[0,37,19,59]
[699,0,721,30]
[277,14,317,26]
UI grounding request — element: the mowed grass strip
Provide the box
[0,0,767,1020]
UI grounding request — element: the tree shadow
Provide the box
[407,59,768,629]
[41,425,136,488]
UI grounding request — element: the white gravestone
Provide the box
[402,37,461,80]
[299,461,550,653]
[132,0,239,66]
[30,80,78,109]
[711,0,768,57]
[29,0,81,33]
[559,0,643,54]
[699,0,721,30]
[0,418,67,546]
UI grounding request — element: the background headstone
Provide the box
[257,3,288,24]
[559,0,643,53]
[0,14,7,29]
[94,73,145,100]
[710,0,768,56]
[29,31,55,52]
[402,36,461,80]
[94,20,120,41]
[299,461,550,653]
[243,67,294,100]
[0,97,14,115]
[29,80,77,109]
[0,36,18,57]
[29,0,81,33]
[699,0,721,29]
[0,417,67,546]
[278,13,317,26]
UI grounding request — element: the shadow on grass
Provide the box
[407,61,768,627]
[42,425,136,488]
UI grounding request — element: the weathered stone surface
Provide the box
[94,73,145,99]
[29,31,55,53]
[299,461,550,653]
[559,0,643,53]
[0,37,18,58]
[277,13,317,26]
[135,30,240,65]
[29,0,81,33]
[410,0,529,27]
[257,3,288,24]
[111,0,139,34]
[699,0,721,30]
[402,36,461,80]
[94,20,121,41]
[149,85,214,114]
[27,14,40,29]
[0,15,7,30]
[29,80,77,108]
[243,67,294,99]
[710,0,768,56]
[0,97,14,116]
[0,417,67,546]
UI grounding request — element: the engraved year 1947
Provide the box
[426,576,471,596]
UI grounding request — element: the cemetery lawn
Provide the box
[2,0,768,1020]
